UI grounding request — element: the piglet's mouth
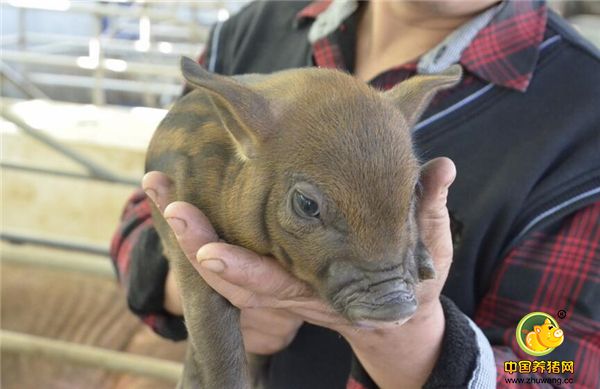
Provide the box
[343,289,417,324]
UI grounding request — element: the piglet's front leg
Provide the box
[174,255,249,389]
[153,207,250,389]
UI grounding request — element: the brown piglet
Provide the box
[146,57,462,388]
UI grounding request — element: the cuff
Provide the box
[127,225,188,341]
[423,295,479,388]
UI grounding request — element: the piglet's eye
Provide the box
[293,191,320,218]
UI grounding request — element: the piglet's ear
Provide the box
[383,65,462,128]
[181,56,274,159]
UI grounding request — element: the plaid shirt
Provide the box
[110,1,600,387]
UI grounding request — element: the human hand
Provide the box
[142,172,303,355]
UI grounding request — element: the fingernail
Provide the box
[199,258,226,273]
[144,188,158,206]
[166,217,186,236]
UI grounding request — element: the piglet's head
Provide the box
[181,57,461,324]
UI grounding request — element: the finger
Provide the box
[163,201,219,261]
[197,264,338,322]
[198,268,270,309]
[142,171,174,212]
[416,157,455,287]
[195,248,349,327]
[196,242,314,300]
[418,157,456,219]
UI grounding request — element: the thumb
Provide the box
[417,157,456,274]
[418,157,456,219]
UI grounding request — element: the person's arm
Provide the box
[476,202,600,388]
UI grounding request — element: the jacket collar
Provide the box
[296,0,548,92]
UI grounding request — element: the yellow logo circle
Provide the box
[516,312,565,356]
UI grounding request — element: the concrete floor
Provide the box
[1,260,186,389]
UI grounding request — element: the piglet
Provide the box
[146,57,461,388]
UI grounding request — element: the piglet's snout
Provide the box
[342,277,417,322]
[324,259,419,322]
[345,288,417,323]
[365,279,414,304]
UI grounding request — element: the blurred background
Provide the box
[1,1,599,388]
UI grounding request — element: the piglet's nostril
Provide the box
[554,329,563,338]
[396,290,415,302]
[378,289,415,304]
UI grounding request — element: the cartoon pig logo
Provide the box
[525,318,564,351]
[516,312,565,356]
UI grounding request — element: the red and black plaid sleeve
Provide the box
[110,189,151,286]
[346,202,600,389]
[476,201,600,388]
[109,189,188,340]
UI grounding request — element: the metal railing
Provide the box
[0,248,114,278]
[0,330,183,383]
[1,108,140,186]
